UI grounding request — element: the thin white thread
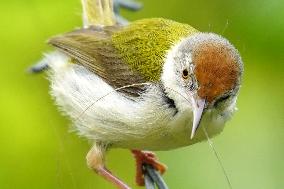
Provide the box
[75,82,151,121]
[50,119,78,189]
[221,19,229,35]
[202,126,233,189]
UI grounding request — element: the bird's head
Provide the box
[161,33,243,139]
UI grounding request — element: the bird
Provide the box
[42,0,243,188]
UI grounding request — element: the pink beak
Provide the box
[191,98,206,139]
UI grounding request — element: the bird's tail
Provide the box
[81,0,116,27]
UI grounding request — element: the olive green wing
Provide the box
[48,18,197,95]
[111,18,198,81]
[48,26,147,97]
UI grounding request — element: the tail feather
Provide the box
[81,0,116,27]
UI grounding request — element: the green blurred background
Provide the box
[0,0,283,188]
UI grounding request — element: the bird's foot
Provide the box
[131,150,167,186]
[87,144,131,189]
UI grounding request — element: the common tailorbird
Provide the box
[40,0,243,188]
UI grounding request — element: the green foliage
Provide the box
[0,0,283,189]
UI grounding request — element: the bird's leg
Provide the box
[87,143,131,189]
[131,150,167,186]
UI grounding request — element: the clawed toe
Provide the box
[131,150,167,186]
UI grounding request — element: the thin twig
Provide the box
[28,58,49,73]
[144,173,155,189]
[144,164,169,189]
[113,0,142,25]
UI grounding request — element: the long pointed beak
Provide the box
[190,98,206,139]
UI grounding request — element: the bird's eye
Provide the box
[182,69,189,79]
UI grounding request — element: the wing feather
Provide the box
[48,18,197,96]
[48,26,147,97]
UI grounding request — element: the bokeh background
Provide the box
[0,0,283,188]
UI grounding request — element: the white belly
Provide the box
[114,109,227,151]
[46,52,231,151]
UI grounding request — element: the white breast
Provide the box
[46,52,231,151]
